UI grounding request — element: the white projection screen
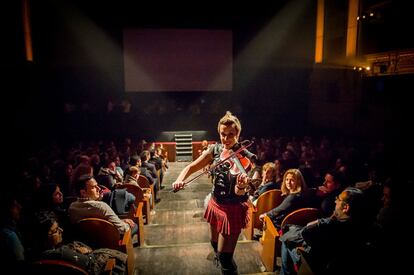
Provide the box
[123,28,233,92]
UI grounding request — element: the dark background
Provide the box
[2,0,413,169]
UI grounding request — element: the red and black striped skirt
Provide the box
[204,197,250,235]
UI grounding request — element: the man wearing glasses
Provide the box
[279,187,369,275]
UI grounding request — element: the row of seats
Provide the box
[260,208,320,272]
[32,258,115,275]
[242,189,321,272]
[29,175,154,274]
[30,215,138,275]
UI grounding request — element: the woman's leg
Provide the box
[209,224,220,266]
[217,232,239,275]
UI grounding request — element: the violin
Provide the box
[220,148,251,175]
[219,142,259,193]
[172,140,256,192]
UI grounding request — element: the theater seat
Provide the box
[75,218,135,275]
[244,189,283,240]
[31,259,89,275]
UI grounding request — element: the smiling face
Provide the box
[217,112,242,150]
[219,124,239,149]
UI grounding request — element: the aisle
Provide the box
[134,162,275,275]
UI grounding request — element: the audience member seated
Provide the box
[96,166,117,190]
[149,148,164,189]
[102,189,136,217]
[124,166,151,200]
[311,170,345,217]
[124,166,140,187]
[140,150,159,189]
[0,196,25,269]
[158,145,169,171]
[52,160,73,197]
[279,187,370,275]
[259,169,310,229]
[376,178,400,234]
[247,156,261,182]
[251,162,279,203]
[70,155,93,196]
[273,159,285,187]
[372,177,403,274]
[96,161,123,189]
[113,156,125,180]
[68,175,137,236]
[34,183,70,233]
[28,211,127,275]
[107,160,124,184]
[133,155,160,203]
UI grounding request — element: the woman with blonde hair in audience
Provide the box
[259,168,310,229]
[251,162,279,203]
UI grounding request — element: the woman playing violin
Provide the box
[172,111,252,275]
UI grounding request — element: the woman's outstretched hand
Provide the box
[172,181,186,192]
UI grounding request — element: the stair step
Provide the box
[144,223,211,245]
[154,198,205,210]
[175,137,193,141]
[136,241,265,274]
[176,156,193,161]
[175,130,193,161]
[176,146,192,151]
[174,134,193,138]
[175,150,193,155]
[176,143,192,146]
[150,209,206,225]
[176,145,193,149]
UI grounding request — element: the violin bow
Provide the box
[172,140,254,192]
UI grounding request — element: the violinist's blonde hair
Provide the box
[217,111,242,135]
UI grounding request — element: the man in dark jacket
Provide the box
[279,187,369,275]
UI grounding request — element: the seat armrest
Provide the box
[103,258,116,274]
[263,215,279,237]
